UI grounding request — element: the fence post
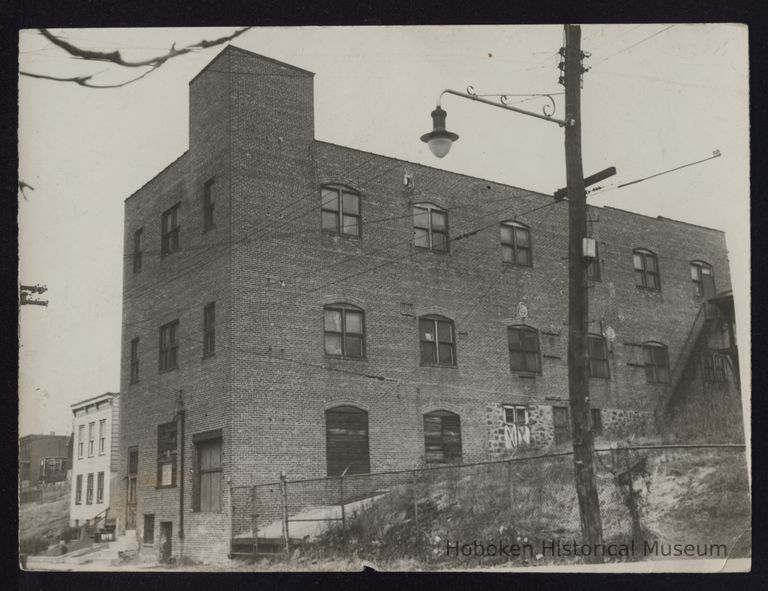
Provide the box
[250,486,259,557]
[506,460,515,517]
[624,446,641,541]
[279,471,289,555]
[340,474,346,531]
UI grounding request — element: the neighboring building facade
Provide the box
[19,433,69,488]
[116,46,735,561]
[70,392,120,526]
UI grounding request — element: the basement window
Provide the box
[143,514,155,544]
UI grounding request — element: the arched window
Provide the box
[633,248,660,291]
[690,261,715,299]
[419,315,456,366]
[423,410,462,464]
[500,221,532,266]
[642,341,669,384]
[413,203,449,252]
[587,334,609,378]
[508,325,541,373]
[324,304,365,358]
[325,406,369,476]
[321,185,361,236]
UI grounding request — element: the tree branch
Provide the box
[37,27,251,68]
[20,66,159,88]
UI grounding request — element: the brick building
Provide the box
[116,46,735,562]
[19,433,70,488]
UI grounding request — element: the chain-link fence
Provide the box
[230,444,750,565]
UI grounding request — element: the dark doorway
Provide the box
[159,521,173,562]
[126,447,138,529]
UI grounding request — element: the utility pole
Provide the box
[562,23,604,556]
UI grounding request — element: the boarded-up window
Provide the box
[325,406,370,476]
[423,410,462,465]
[553,406,571,445]
[194,437,222,513]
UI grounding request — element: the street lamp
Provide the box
[420,87,569,158]
[419,25,604,557]
[420,106,459,158]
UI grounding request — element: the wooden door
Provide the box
[126,447,138,529]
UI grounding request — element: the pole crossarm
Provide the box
[438,88,570,127]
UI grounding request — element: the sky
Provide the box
[18,25,750,438]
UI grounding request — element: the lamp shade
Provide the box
[420,106,459,158]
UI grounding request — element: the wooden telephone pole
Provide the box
[563,24,604,556]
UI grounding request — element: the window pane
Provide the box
[517,248,530,266]
[432,232,448,251]
[342,192,359,214]
[646,255,657,272]
[321,188,339,210]
[633,253,643,270]
[509,351,525,371]
[656,366,669,383]
[414,228,429,248]
[420,319,435,341]
[437,321,453,344]
[345,336,363,358]
[413,208,429,229]
[324,334,343,356]
[500,225,514,245]
[431,211,447,230]
[635,270,646,287]
[438,343,454,365]
[322,211,338,231]
[691,265,700,280]
[515,227,530,247]
[508,328,522,349]
[324,310,342,332]
[525,352,540,372]
[521,329,538,352]
[502,245,514,263]
[420,341,436,365]
[647,273,658,290]
[702,266,711,275]
[342,215,359,236]
[345,311,362,334]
